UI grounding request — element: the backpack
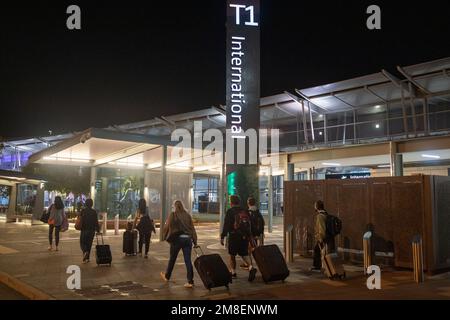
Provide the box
[326,214,342,238]
[234,210,252,238]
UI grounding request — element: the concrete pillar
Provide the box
[268,167,273,233]
[219,153,226,235]
[6,184,17,223]
[90,167,97,205]
[390,142,404,177]
[32,183,45,225]
[159,145,168,241]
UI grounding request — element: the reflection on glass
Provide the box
[0,185,12,214]
[16,184,37,215]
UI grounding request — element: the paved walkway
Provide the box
[0,221,450,300]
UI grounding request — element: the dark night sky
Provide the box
[1,0,450,139]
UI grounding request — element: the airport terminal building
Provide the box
[1,57,450,232]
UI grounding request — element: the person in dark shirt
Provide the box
[79,198,100,263]
[134,198,156,258]
[220,195,257,282]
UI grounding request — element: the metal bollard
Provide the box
[285,224,294,263]
[114,214,119,235]
[102,212,107,235]
[363,231,373,275]
[412,235,424,283]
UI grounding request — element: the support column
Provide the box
[268,166,273,233]
[90,167,97,206]
[32,183,45,225]
[219,152,226,236]
[6,184,17,223]
[390,141,404,177]
[159,145,168,241]
[286,163,294,182]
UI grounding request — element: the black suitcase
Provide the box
[123,230,138,255]
[252,244,289,283]
[194,246,232,290]
[96,234,112,266]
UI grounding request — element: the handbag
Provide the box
[40,211,50,223]
[75,214,82,231]
[48,218,55,225]
[60,214,69,232]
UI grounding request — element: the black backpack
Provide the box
[326,214,342,238]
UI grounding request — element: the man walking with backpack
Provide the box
[310,200,340,272]
[221,195,257,282]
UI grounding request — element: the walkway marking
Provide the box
[0,245,19,254]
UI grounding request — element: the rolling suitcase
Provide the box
[252,244,290,283]
[194,246,232,290]
[321,244,346,280]
[123,229,138,256]
[96,234,112,266]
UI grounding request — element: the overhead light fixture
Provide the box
[422,154,441,159]
[374,105,381,109]
[322,162,341,166]
[377,164,391,168]
[319,131,323,136]
[375,124,380,129]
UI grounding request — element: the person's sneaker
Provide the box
[144,255,148,259]
[48,246,53,251]
[309,267,321,273]
[248,267,257,282]
[240,263,249,270]
[160,272,169,282]
[55,247,59,252]
[231,272,237,278]
[184,283,194,288]
[82,259,88,264]
[138,252,142,257]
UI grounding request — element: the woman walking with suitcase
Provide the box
[48,196,65,252]
[134,198,156,258]
[160,200,198,288]
[79,199,100,263]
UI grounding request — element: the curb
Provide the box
[0,270,53,300]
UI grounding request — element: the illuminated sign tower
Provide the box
[226,0,260,208]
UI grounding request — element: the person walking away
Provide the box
[248,197,265,247]
[161,200,198,288]
[48,196,65,251]
[240,197,265,270]
[79,198,100,263]
[134,198,156,258]
[311,200,336,271]
[220,195,257,282]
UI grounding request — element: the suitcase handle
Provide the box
[193,245,203,257]
[96,233,104,245]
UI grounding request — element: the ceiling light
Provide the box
[422,154,441,159]
[322,162,341,166]
[375,124,380,129]
[377,164,391,168]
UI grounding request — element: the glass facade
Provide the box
[192,175,219,214]
[94,167,144,219]
[16,184,37,215]
[259,175,284,216]
[0,185,11,215]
